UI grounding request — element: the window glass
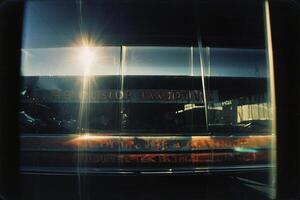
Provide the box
[22,47,120,76]
[120,46,204,133]
[203,48,271,134]
[20,1,275,199]
[123,46,199,76]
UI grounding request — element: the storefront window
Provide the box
[20,1,276,199]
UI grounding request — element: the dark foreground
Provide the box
[21,172,273,200]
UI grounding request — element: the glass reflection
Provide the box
[20,0,275,199]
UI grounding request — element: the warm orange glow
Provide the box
[22,134,272,166]
[64,134,272,150]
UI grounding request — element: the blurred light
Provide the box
[234,147,258,153]
[74,35,98,76]
[77,46,95,76]
[78,47,95,66]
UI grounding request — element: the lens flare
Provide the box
[77,46,95,76]
[73,35,98,76]
[75,36,97,133]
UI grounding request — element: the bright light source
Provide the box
[77,46,95,75]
